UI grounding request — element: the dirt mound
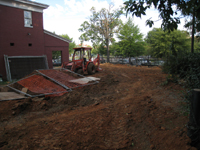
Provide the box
[0,64,196,150]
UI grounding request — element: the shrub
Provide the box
[162,53,200,89]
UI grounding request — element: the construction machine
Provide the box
[62,47,101,75]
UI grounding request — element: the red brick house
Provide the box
[0,0,70,80]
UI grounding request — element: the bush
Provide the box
[162,53,200,89]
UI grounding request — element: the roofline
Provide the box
[44,30,71,43]
[0,0,49,13]
[15,0,49,9]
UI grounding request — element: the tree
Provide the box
[124,0,200,53]
[79,5,123,62]
[60,34,76,54]
[145,28,190,58]
[180,0,200,53]
[114,17,145,59]
[52,51,61,59]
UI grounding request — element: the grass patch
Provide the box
[0,81,9,86]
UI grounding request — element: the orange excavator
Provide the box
[62,47,101,75]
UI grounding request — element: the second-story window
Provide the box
[24,11,32,27]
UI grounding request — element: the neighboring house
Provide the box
[0,0,71,80]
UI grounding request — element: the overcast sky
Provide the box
[32,0,186,45]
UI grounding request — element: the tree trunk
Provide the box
[106,39,110,63]
[191,5,195,53]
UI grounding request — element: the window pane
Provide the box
[74,51,81,60]
[24,11,31,18]
[25,19,32,26]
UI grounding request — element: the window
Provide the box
[74,51,81,60]
[24,11,32,27]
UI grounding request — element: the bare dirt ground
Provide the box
[0,63,196,150]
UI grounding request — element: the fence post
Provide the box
[187,89,200,148]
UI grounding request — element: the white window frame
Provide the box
[24,10,33,28]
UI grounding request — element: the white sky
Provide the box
[32,0,187,45]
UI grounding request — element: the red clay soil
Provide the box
[0,64,196,150]
[17,75,66,95]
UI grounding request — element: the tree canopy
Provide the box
[124,0,200,52]
[60,34,76,54]
[92,43,107,55]
[79,5,123,62]
[111,17,145,57]
[145,28,191,58]
[52,51,61,59]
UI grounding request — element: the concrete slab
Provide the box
[69,77,100,84]
[0,92,26,101]
[21,87,28,95]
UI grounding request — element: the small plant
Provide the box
[0,81,9,85]
[160,74,175,86]
[162,53,200,89]
[160,80,168,86]
[180,90,192,116]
